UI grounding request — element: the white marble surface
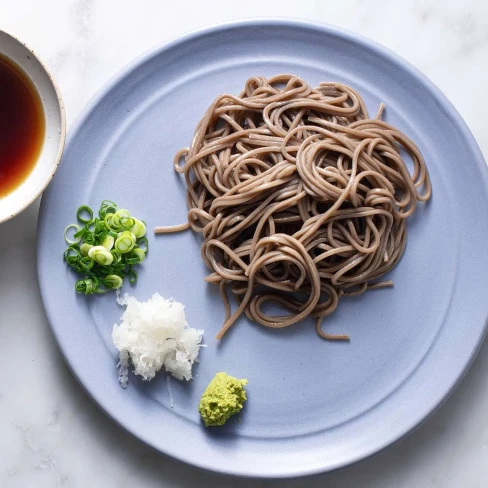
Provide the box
[1,1,488,486]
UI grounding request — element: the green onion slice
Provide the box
[94,219,107,237]
[128,268,138,284]
[115,231,136,254]
[103,274,123,289]
[112,209,130,229]
[76,205,94,224]
[86,221,96,233]
[80,243,93,256]
[126,248,145,265]
[75,277,100,295]
[64,245,81,261]
[99,200,118,219]
[137,236,148,253]
[105,213,122,231]
[131,219,147,238]
[84,233,96,245]
[79,256,95,271]
[110,250,122,264]
[101,235,115,251]
[64,224,81,245]
[120,216,135,229]
[115,209,130,219]
[73,226,88,239]
[88,246,114,266]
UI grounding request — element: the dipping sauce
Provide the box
[0,53,45,198]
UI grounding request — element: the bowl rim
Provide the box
[0,29,66,224]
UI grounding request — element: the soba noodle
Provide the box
[155,74,431,340]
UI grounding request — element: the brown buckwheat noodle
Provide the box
[155,74,431,340]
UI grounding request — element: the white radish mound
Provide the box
[112,292,203,387]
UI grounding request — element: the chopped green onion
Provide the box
[64,245,81,261]
[126,248,145,265]
[115,209,130,219]
[102,274,123,289]
[73,227,87,239]
[120,216,135,229]
[112,209,129,229]
[111,250,122,264]
[88,246,114,266]
[104,213,117,231]
[79,256,95,270]
[133,248,146,262]
[64,201,147,294]
[115,231,136,253]
[64,224,81,245]
[99,200,117,219]
[75,277,100,294]
[77,205,94,224]
[94,220,107,239]
[131,219,147,238]
[80,243,93,256]
[137,236,148,253]
[83,233,96,245]
[111,213,120,228]
[128,268,138,284]
[101,235,115,251]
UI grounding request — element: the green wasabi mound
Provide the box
[199,372,248,427]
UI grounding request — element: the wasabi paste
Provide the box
[199,372,248,427]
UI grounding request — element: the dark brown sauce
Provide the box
[0,53,45,198]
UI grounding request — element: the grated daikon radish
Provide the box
[112,293,203,386]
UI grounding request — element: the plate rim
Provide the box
[37,18,488,479]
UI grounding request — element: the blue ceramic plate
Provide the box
[37,20,488,478]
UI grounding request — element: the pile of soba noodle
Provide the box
[155,74,431,340]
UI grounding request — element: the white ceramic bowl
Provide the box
[0,30,66,223]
